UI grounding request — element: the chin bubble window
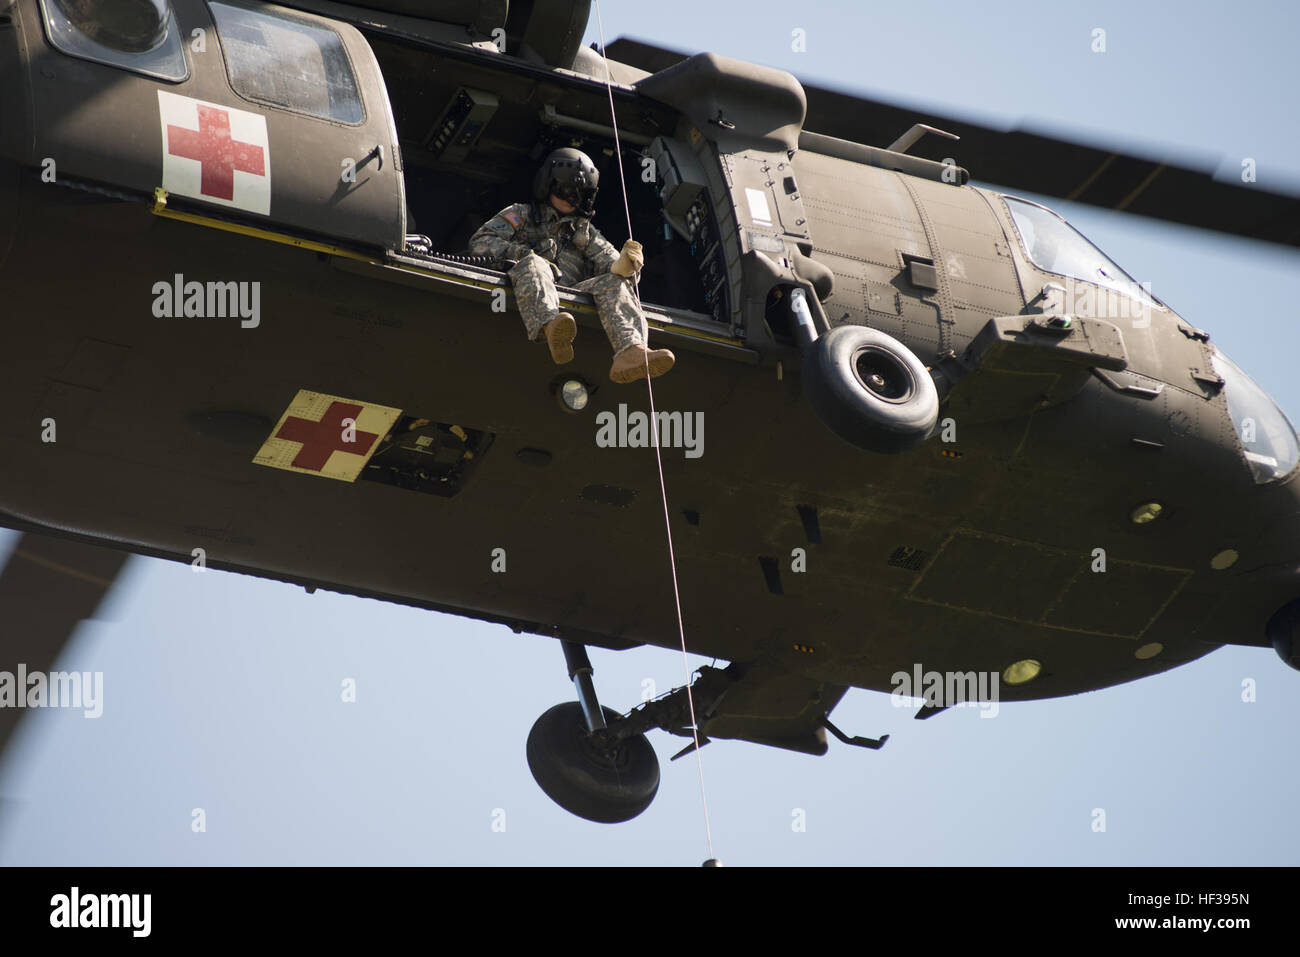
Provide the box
[38,0,189,81]
[207,1,364,125]
[1212,350,1300,484]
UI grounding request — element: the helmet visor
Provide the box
[551,171,597,214]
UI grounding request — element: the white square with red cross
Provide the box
[158,91,272,215]
[254,390,403,482]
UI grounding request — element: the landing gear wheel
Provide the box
[527,702,660,823]
[802,324,939,453]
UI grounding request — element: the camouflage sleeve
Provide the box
[468,204,533,261]
[582,222,621,275]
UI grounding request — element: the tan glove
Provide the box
[610,239,644,277]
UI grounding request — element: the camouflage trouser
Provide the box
[508,252,644,355]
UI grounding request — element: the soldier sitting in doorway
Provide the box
[468,148,675,384]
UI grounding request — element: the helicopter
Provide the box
[3,0,1300,826]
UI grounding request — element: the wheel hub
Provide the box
[574,723,630,770]
[854,347,914,403]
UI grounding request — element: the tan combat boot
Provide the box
[609,343,675,384]
[542,312,576,364]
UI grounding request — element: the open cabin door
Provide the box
[633,53,827,349]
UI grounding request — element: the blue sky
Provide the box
[2,0,1299,865]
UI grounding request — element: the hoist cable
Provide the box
[592,0,716,864]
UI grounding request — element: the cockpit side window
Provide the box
[38,0,189,81]
[1003,195,1161,309]
[207,1,364,125]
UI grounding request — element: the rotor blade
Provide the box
[0,532,129,753]
[605,37,1300,248]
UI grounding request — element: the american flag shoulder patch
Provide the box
[502,209,522,228]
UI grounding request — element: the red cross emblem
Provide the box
[274,401,380,472]
[158,91,271,215]
[254,390,403,483]
[166,104,265,201]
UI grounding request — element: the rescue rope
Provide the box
[592,1,717,864]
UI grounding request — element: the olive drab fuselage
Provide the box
[1,0,1297,762]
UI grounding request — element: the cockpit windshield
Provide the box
[1003,196,1161,308]
[1212,350,1300,484]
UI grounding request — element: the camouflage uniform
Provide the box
[468,201,644,354]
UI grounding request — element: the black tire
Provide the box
[526,702,660,823]
[1267,598,1300,671]
[802,325,940,453]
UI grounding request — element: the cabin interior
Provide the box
[363,32,715,318]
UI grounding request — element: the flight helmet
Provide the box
[533,148,599,217]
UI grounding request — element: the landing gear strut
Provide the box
[790,286,939,453]
[526,642,660,823]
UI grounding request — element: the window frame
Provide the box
[205,0,367,128]
[1000,193,1167,312]
[1211,348,1300,486]
[36,0,190,83]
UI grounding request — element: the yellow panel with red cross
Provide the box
[253,390,403,482]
